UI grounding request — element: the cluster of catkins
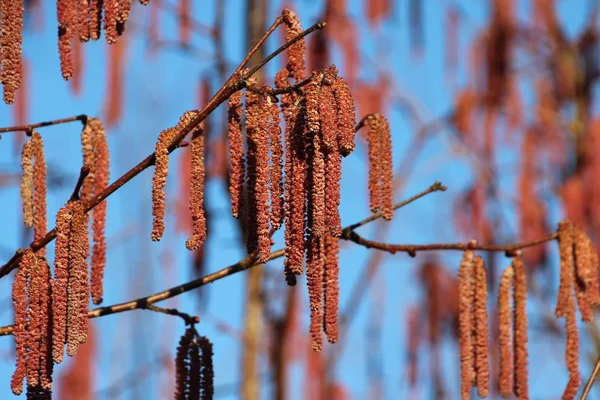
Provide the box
[149,9,395,352]
[457,220,600,400]
[13,118,110,397]
[0,0,152,103]
[174,326,214,400]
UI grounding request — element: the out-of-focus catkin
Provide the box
[458,250,475,400]
[473,256,490,397]
[185,123,207,250]
[1,0,24,103]
[57,0,75,80]
[512,257,529,399]
[556,220,574,317]
[227,91,245,219]
[498,265,513,397]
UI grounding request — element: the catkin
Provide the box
[379,117,394,220]
[498,265,513,397]
[77,0,91,41]
[572,224,598,320]
[89,0,103,40]
[323,235,340,343]
[1,0,24,103]
[26,253,42,388]
[116,0,132,32]
[38,257,53,390]
[20,140,34,228]
[197,336,215,399]
[31,133,48,257]
[174,328,194,399]
[282,9,306,81]
[364,114,393,219]
[52,203,72,364]
[174,328,214,400]
[473,256,490,397]
[458,250,475,400]
[267,99,284,231]
[366,115,382,213]
[332,76,356,157]
[11,251,30,395]
[103,0,118,43]
[151,127,176,241]
[57,0,75,80]
[306,236,324,352]
[185,123,207,250]
[512,257,529,399]
[306,75,326,239]
[227,91,245,219]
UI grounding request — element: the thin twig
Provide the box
[144,304,200,326]
[582,354,600,400]
[69,166,90,201]
[0,16,324,279]
[245,74,315,99]
[0,114,87,133]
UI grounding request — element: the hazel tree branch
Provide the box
[0,15,326,279]
[0,114,87,134]
[143,305,200,326]
[582,354,600,400]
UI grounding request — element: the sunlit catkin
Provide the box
[323,235,340,343]
[185,123,207,251]
[26,253,42,388]
[267,98,284,231]
[333,75,356,157]
[306,74,326,238]
[38,257,53,390]
[498,265,513,397]
[282,9,306,81]
[473,256,489,397]
[57,0,75,80]
[227,91,245,219]
[458,250,475,400]
[11,251,30,395]
[512,257,529,399]
[151,127,176,241]
[20,139,34,229]
[103,0,118,43]
[89,0,103,40]
[52,203,72,364]
[77,0,90,42]
[31,132,48,258]
[1,0,24,103]
[116,0,132,32]
[306,236,324,352]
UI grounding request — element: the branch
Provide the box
[0,16,325,279]
[0,114,87,134]
[245,74,315,99]
[582,354,600,400]
[143,305,200,326]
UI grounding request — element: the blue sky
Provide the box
[0,0,595,399]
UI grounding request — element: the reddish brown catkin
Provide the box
[57,0,75,80]
[90,118,109,305]
[11,250,30,395]
[498,265,513,397]
[185,123,207,251]
[77,0,91,42]
[255,96,271,262]
[473,256,490,397]
[306,236,324,352]
[116,0,132,31]
[365,115,382,213]
[572,225,593,322]
[26,253,42,388]
[20,139,34,228]
[52,202,72,364]
[80,120,96,203]
[227,91,245,219]
[378,116,394,220]
[323,235,340,343]
[282,8,306,81]
[38,257,53,390]
[103,0,118,43]
[267,98,284,231]
[1,0,24,104]
[66,201,90,356]
[333,75,356,157]
[512,257,529,399]
[31,132,48,258]
[306,74,326,238]
[245,81,260,256]
[89,0,103,40]
[556,220,574,317]
[151,127,176,241]
[458,250,475,400]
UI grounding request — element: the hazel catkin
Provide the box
[227,91,245,219]
[458,250,475,400]
[185,123,207,251]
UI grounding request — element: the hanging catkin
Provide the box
[151,127,176,241]
[458,250,475,400]
[306,236,324,352]
[364,114,393,219]
[31,133,48,257]
[0,0,24,104]
[77,0,91,42]
[53,203,71,364]
[267,97,284,231]
[473,256,489,397]
[185,123,207,251]
[57,0,75,80]
[103,0,118,43]
[498,265,513,397]
[556,221,574,317]
[282,9,307,81]
[227,91,245,219]
[512,257,529,399]
[89,0,103,40]
[20,139,34,229]
[323,235,340,343]
[174,327,214,400]
[572,225,593,322]
[11,251,29,395]
[306,74,326,238]
[332,75,356,157]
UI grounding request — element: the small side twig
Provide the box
[70,166,90,201]
[245,74,316,100]
[0,114,87,133]
[582,354,600,400]
[144,304,200,326]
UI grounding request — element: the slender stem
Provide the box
[582,354,600,400]
[144,305,199,326]
[0,114,87,133]
[0,17,322,279]
[70,166,90,201]
[245,74,315,98]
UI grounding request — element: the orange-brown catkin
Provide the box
[473,256,490,397]
[1,0,24,104]
[11,250,30,395]
[185,123,207,250]
[573,225,593,322]
[26,252,42,388]
[77,0,91,42]
[365,115,382,214]
[323,235,340,343]
[556,220,575,318]
[306,236,324,352]
[267,98,284,231]
[333,75,356,157]
[89,0,103,40]
[498,265,513,397]
[282,8,306,81]
[378,116,393,220]
[151,127,176,241]
[52,203,72,364]
[116,0,132,33]
[90,118,109,305]
[20,139,34,229]
[512,257,529,399]
[66,201,90,356]
[57,0,75,80]
[178,0,191,46]
[306,74,326,238]
[227,91,245,219]
[103,0,118,43]
[458,250,475,400]
[31,132,48,258]
[38,257,53,390]
[245,88,271,262]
